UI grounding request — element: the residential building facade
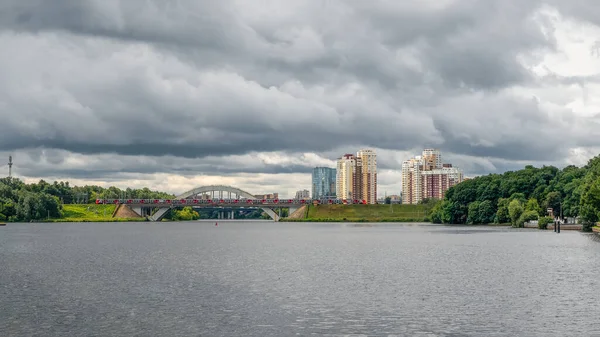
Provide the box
[295,189,310,200]
[401,157,424,204]
[255,193,279,199]
[402,149,463,204]
[335,150,378,203]
[357,149,377,204]
[312,167,337,199]
[336,154,361,200]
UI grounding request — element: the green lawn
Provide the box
[303,204,431,222]
[59,204,117,221]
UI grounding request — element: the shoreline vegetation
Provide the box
[2,154,600,232]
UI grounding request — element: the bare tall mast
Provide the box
[8,155,12,177]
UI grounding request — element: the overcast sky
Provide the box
[1,0,600,197]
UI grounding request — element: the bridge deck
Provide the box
[97,198,368,206]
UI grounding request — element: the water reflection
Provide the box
[1,221,600,336]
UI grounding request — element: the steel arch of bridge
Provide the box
[175,185,280,221]
[176,185,256,200]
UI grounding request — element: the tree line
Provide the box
[0,177,280,222]
[0,177,174,222]
[430,155,600,231]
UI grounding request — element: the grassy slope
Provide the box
[290,204,430,222]
[56,204,143,222]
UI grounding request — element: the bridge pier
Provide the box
[131,206,142,217]
[149,207,171,221]
[261,208,280,222]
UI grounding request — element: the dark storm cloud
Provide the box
[5,148,319,180]
[0,0,248,50]
[0,0,599,180]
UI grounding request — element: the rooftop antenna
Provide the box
[8,155,12,177]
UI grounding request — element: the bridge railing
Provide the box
[95,198,369,206]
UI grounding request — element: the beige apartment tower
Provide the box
[336,154,359,200]
[401,157,423,205]
[336,149,377,203]
[422,148,442,170]
[357,149,377,204]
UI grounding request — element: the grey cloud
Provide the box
[0,0,250,50]
[427,92,578,161]
[0,0,553,90]
[0,0,599,182]
[6,149,320,180]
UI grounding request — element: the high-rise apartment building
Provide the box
[357,149,377,204]
[335,150,377,203]
[401,157,423,204]
[402,149,463,204]
[312,167,336,199]
[336,154,361,200]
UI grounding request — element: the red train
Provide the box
[95,198,368,205]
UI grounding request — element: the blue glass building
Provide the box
[312,167,336,199]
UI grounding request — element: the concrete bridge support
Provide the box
[130,206,156,217]
[216,211,236,219]
[261,208,279,222]
[149,207,171,221]
[129,205,281,222]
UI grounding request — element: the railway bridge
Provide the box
[98,185,367,222]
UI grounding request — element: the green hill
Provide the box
[54,204,140,222]
[284,204,431,222]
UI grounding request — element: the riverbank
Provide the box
[50,204,143,222]
[281,204,432,222]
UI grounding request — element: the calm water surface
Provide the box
[1,221,600,336]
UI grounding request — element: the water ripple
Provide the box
[1,222,599,336]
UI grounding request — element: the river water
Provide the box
[1,221,599,336]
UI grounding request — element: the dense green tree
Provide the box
[543,191,561,217]
[478,200,496,224]
[0,177,176,222]
[495,198,510,224]
[172,207,200,221]
[429,156,600,230]
[467,201,481,224]
[525,198,541,215]
[508,199,524,228]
